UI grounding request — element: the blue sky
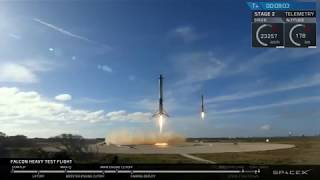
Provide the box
[0,0,319,138]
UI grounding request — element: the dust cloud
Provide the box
[105,130,185,145]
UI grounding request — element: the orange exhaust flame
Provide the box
[154,142,168,147]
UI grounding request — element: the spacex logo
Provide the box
[272,169,312,176]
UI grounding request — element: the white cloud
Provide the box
[260,124,271,131]
[129,75,136,81]
[0,87,151,129]
[188,47,318,85]
[170,35,319,87]
[214,96,320,114]
[106,110,151,123]
[55,94,72,102]
[136,97,179,113]
[235,48,320,75]
[173,51,226,84]
[173,26,204,43]
[171,83,203,97]
[8,33,21,40]
[208,73,320,103]
[136,99,157,111]
[22,60,54,72]
[98,64,113,73]
[75,97,108,104]
[0,59,54,84]
[0,63,37,83]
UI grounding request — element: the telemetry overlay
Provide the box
[248,2,317,48]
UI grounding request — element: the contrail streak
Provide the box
[33,18,98,45]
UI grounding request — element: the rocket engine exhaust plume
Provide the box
[159,115,164,134]
[105,130,185,145]
[200,95,205,120]
[201,111,205,120]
